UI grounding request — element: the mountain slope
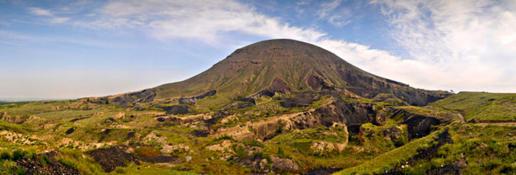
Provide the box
[113,39,449,106]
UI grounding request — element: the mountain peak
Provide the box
[110,39,450,107]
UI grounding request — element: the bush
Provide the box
[0,151,11,160]
[11,150,27,161]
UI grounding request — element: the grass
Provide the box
[336,123,516,175]
[1,91,514,174]
[336,128,446,174]
[0,120,29,133]
[419,124,515,174]
[430,91,516,121]
[109,163,197,175]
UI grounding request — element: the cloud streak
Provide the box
[28,7,70,24]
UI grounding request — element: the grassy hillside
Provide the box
[430,92,516,121]
[336,123,516,174]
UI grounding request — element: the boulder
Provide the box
[271,156,299,173]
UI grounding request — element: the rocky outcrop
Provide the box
[254,78,291,98]
[280,92,320,108]
[0,130,36,145]
[161,105,190,115]
[109,89,156,107]
[0,112,29,124]
[179,90,217,104]
[156,113,212,126]
[382,126,407,147]
[309,141,346,156]
[271,156,300,173]
[306,75,335,91]
[314,99,377,128]
[386,108,458,139]
[214,98,375,141]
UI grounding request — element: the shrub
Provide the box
[0,151,11,160]
[11,150,27,161]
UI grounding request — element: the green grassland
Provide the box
[430,92,516,121]
[0,91,515,174]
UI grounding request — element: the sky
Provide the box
[1,0,515,100]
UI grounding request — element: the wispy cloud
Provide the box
[73,0,325,44]
[317,0,352,27]
[28,7,69,24]
[371,0,516,92]
[29,7,53,16]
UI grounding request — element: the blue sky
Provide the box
[1,0,515,100]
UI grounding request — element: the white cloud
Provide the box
[28,7,70,24]
[49,17,70,24]
[371,0,516,92]
[318,0,342,18]
[77,0,325,44]
[29,7,53,16]
[317,0,352,27]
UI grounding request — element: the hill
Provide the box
[108,39,450,107]
[430,92,516,121]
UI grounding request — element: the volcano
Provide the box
[109,39,450,106]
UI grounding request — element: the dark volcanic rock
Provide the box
[197,90,217,99]
[257,89,276,97]
[192,129,210,137]
[16,151,80,175]
[156,116,167,122]
[137,153,179,163]
[404,115,440,139]
[110,89,156,107]
[179,90,217,104]
[314,98,376,127]
[161,105,190,115]
[280,92,319,108]
[305,168,342,175]
[388,108,447,139]
[88,146,138,172]
[65,127,75,135]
